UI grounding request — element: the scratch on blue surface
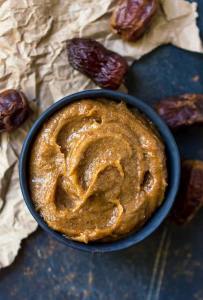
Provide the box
[147,227,171,300]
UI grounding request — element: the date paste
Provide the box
[29,100,167,243]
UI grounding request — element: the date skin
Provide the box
[0,89,29,132]
[171,160,203,225]
[67,38,128,90]
[156,94,203,130]
[111,0,157,42]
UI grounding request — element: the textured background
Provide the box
[0,1,203,299]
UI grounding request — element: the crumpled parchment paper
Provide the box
[0,0,202,269]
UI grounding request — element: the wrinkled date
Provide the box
[171,160,203,225]
[0,89,29,132]
[156,94,203,130]
[111,0,157,42]
[67,38,128,90]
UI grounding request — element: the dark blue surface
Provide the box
[1,1,203,299]
[19,89,180,253]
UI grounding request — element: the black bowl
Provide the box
[19,90,180,253]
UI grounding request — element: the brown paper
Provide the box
[0,0,202,269]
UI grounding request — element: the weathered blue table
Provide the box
[0,1,203,299]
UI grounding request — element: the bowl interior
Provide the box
[19,90,180,253]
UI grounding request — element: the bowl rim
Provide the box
[19,89,180,253]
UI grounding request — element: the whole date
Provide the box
[156,94,203,130]
[0,89,29,132]
[67,38,128,90]
[171,160,203,225]
[111,0,157,42]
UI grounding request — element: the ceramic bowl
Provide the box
[19,90,180,253]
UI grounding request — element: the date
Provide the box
[67,38,128,90]
[156,94,203,130]
[171,160,203,225]
[111,0,157,42]
[0,89,29,132]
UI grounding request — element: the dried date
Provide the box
[156,94,203,130]
[171,160,203,225]
[0,89,29,132]
[111,0,158,42]
[67,38,128,90]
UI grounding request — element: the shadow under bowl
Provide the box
[19,89,180,253]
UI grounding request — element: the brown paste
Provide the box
[29,99,167,243]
